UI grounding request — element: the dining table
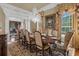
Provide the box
[29,33,59,51]
[28,33,59,55]
[29,33,58,45]
[41,34,58,49]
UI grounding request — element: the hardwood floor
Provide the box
[75,50,79,56]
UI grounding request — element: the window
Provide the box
[61,11,72,34]
[61,11,72,42]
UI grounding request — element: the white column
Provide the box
[25,16,31,32]
[25,17,28,30]
[5,17,10,43]
[28,17,31,32]
[37,22,39,31]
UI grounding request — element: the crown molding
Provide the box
[38,3,59,12]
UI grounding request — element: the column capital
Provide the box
[39,11,44,17]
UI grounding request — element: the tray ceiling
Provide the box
[10,3,49,11]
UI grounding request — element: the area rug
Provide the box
[8,42,64,56]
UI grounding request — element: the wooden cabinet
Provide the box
[0,34,7,56]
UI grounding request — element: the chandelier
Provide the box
[32,8,41,23]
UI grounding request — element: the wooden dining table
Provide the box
[29,33,58,45]
[43,36,57,44]
[28,33,58,50]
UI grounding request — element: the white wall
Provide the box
[0,4,32,42]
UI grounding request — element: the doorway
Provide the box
[9,21,21,42]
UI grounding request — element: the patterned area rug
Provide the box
[8,42,64,56]
[8,42,31,56]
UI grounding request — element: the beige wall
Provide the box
[44,6,58,16]
[30,20,37,32]
[0,7,5,34]
[41,4,79,49]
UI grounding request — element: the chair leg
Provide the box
[36,47,38,55]
[27,44,29,49]
[66,51,69,56]
[49,47,52,56]
[24,43,28,49]
[63,50,66,56]
[29,44,31,52]
[31,44,35,52]
[30,44,34,52]
[42,49,44,56]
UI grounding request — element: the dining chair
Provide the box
[15,29,20,41]
[55,31,74,56]
[25,30,35,52]
[18,29,26,48]
[34,31,52,56]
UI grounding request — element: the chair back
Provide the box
[19,29,24,38]
[25,30,30,42]
[15,29,19,40]
[64,32,74,50]
[34,31,43,47]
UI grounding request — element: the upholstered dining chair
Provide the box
[15,29,20,41]
[55,31,74,56]
[34,31,52,56]
[25,30,35,52]
[19,29,25,45]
